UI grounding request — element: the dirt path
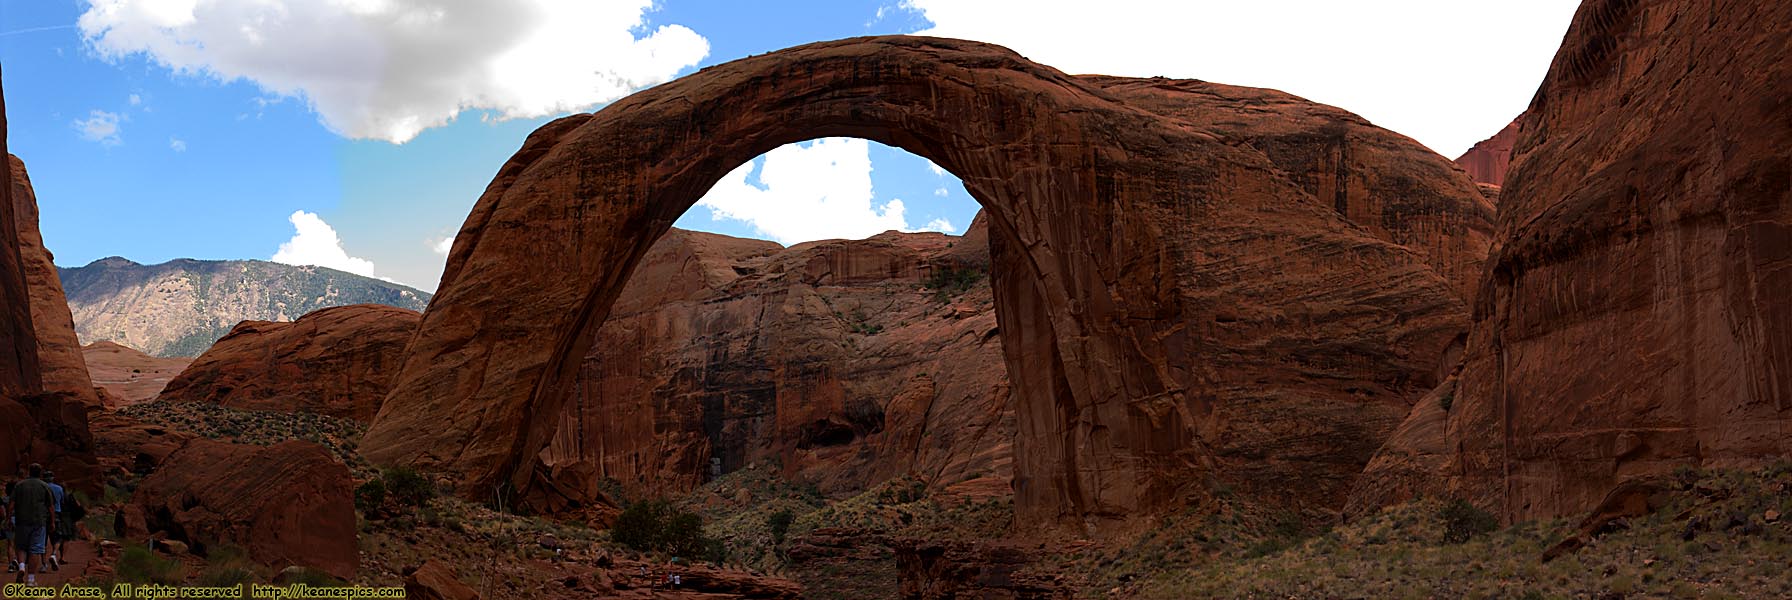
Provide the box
[10,539,97,587]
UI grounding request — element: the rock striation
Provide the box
[158,304,421,422]
[539,224,1013,503]
[117,439,357,579]
[0,65,36,405]
[365,35,1480,527]
[1352,0,1792,521]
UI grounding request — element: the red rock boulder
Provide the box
[82,341,191,408]
[159,304,420,422]
[10,154,98,407]
[120,439,357,579]
[1352,0,1792,521]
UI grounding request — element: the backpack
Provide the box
[63,492,86,523]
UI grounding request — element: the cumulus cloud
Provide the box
[272,210,378,278]
[901,0,1579,157]
[430,236,454,256]
[79,0,710,143]
[168,137,186,152]
[700,138,946,244]
[917,218,956,234]
[73,110,123,145]
[128,93,141,105]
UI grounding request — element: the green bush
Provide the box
[767,510,795,546]
[924,266,984,303]
[1439,498,1499,544]
[382,466,436,507]
[612,499,710,557]
[354,478,387,514]
[116,545,185,584]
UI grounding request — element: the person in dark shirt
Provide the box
[8,464,54,585]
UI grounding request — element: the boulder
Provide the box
[159,304,420,422]
[364,36,1474,527]
[127,439,357,579]
[404,561,480,600]
[1352,0,1792,521]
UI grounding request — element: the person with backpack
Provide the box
[8,464,55,585]
[44,472,79,571]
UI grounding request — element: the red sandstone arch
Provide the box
[362,36,1474,526]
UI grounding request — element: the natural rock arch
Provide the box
[363,36,1476,527]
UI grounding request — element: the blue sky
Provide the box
[0,0,1581,290]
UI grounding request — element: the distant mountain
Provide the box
[59,257,431,357]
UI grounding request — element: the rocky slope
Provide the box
[365,35,1483,527]
[60,257,431,357]
[158,304,421,422]
[1352,0,1792,522]
[82,341,191,407]
[539,221,1013,506]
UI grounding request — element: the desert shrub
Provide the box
[116,545,185,584]
[354,478,387,514]
[382,466,436,507]
[197,545,259,588]
[767,510,796,546]
[924,266,984,302]
[1440,499,1500,544]
[612,499,710,557]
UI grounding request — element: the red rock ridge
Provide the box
[1453,116,1521,187]
[158,304,421,422]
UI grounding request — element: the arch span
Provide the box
[362,36,1473,526]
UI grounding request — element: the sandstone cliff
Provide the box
[1352,0,1792,521]
[10,154,98,407]
[159,304,421,422]
[539,223,1012,503]
[61,257,430,357]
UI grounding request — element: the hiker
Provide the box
[4,467,22,574]
[9,463,56,585]
[42,472,64,572]
[48,473,80,570]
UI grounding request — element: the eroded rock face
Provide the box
[120,439,357,579]
[158,304,420,422]
[365,36,1474,526]
[11,154,98,407]
[1352,0,1792,521]
[1454,117,1521,187]
[1083,77,1495,301]
[539,224,1012,503]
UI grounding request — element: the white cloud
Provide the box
[916,218,956,234]
[902,0,1580,157]
[73,110,123,145]
[698,138,929,244]
[926,160,945,177]
[933,187,948,197]
[79,0,710,143]
[430,236,453,256]
[128,93,141,105]
[272,210,378,278]
[168,137,186,152]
